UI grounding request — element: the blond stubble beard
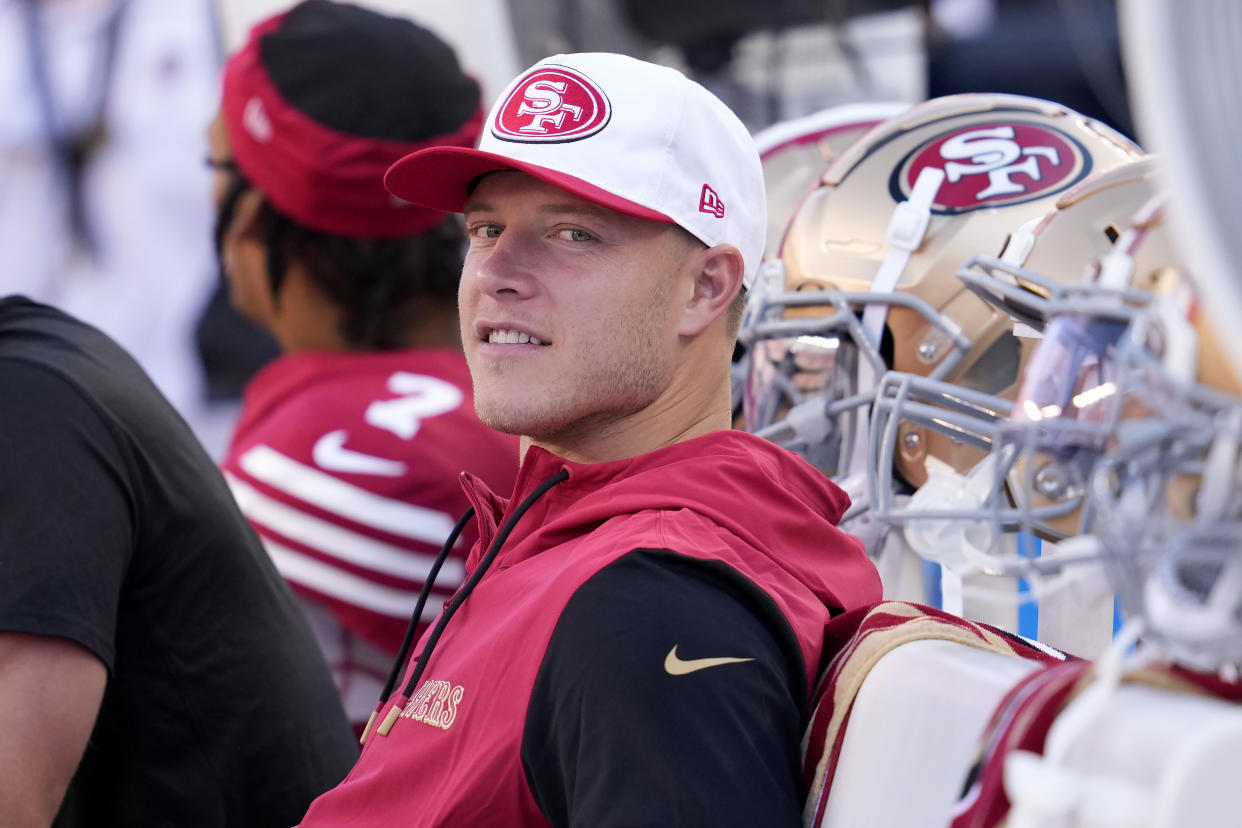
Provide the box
[470,271,678,442]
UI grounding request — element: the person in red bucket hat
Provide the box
[211,0,520,737]
[297,51,881,827]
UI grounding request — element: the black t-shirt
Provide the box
[522,549,807,826]
[0,297,358,826]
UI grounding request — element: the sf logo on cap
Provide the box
[893,122,1088,213]
[493,66,611,143]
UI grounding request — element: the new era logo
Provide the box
[699,184,725,218]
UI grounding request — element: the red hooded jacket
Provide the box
[298,429,880,826]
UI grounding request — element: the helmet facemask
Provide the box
[950,195,1242,672]
[1088,323,1242,672]
[864,158,1162,602]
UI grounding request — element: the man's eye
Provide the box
[559,228,595,242]
[470,223,502,239]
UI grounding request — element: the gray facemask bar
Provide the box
[741,285,972,370]
[869,377,1108,579]
[751,381,865,452]
[740,274,974,463]
[869,370,1007,518]
[739,252,975,373]
[956,254,1154,330]
[856,255,1145,543]
[866,326,1189,574]
[1090,408,1242,670]
[868,371,1090,532]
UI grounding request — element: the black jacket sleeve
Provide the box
[521,548,809,828]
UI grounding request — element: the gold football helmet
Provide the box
[741,93,1143,548]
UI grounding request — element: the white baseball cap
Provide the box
[384,52,767,288]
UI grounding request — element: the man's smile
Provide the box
[487,328,550,345]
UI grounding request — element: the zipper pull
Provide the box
[359,703,382,746]
[377,695,408,738]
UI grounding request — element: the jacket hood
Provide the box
[460,429,879,613]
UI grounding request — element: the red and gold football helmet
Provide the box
[741,93,1142,550]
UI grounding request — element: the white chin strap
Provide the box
[901,454,999,616]
[847,166,945,482]
[902,456,1114,615]
[901,455,999,572]
[859,166,947,353]
[1001,215,1046,340]
[837,472,887,553]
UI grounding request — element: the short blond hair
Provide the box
[725,287,747,341]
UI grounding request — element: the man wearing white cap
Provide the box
[298,53,880,827]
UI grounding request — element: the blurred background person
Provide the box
[506,0,926,129]
[0,294,357,826]
[925,0,1133,138]
[0,0,275,458]
[212,0,521,736]
[218,0,522,106]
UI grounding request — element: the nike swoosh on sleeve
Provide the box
[663,645,755,676]
[312,429,408,476]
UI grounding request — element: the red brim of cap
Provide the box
[384,146,674,224]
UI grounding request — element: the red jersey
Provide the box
[221,349,518,725]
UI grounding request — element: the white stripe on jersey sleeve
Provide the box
[227,473,466,586]
[239,444,459,546]
[264,538,446,621]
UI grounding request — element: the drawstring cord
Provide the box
[364,469,570,743]
[360,506,474,745]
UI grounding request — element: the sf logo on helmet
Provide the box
[941,127,1060,198]
[894,121,1089,213]
[493,66,611,143]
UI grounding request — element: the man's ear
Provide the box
[230,189,267,243]
[219,188,269,292]
[678,244,745,337]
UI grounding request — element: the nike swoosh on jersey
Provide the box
[663,645,755,676]
[312,429,408,477]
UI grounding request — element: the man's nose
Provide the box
[469,232,540,300]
